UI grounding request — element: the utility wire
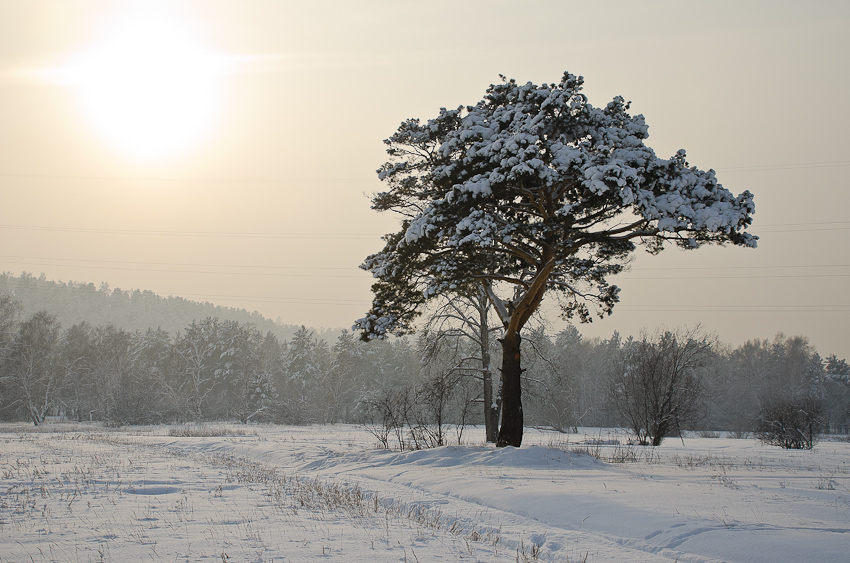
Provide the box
[4,282,844,312]
[0,224,379,239]
[0,259,365,278]
[1,253,849,280]
[0,254,359,271]
[757,220,850,227]
[2,253,848,273]
[0,174,379,183]
[2,258,849,281]
[0,282,368,307]
[621,274,850,281]
[0,221,848,239]
[616,305,850,310]
[634,263,850,271]
[1,159,848,182]
[615,307,848,313]
[716,160,850,172]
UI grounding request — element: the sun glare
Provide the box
[63,7,224,162]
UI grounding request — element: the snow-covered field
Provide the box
[1,424,847,563]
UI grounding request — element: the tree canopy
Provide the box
[357,72,756,446]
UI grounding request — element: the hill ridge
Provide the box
[0,271,342,342]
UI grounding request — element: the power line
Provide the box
[633,263,850,272]
[625,305,849,310]
[756,220,850,228]
[5,281,844,312]
[0,281,369,308]
[0,173,379,184]
[621,273,850,281]
[0,254,360,271]
[756,227,850,234]
[3,262,848,281]
[1,254,849,280]
[2,252,849,274]
[1,220,848,239]
[174,292,366,306]
[0,224,381,239]
[616,306,849,313]
[1,160,848,182]
[0,259,366,278]
[716,160,850,172]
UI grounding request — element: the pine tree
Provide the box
[357,72,756,446]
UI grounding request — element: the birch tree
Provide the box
[4,311,62,425]
[420,287,502,442]
[176,318,220,421]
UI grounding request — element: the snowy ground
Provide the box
[0,424,847,563]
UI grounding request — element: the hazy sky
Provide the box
[1,0,848,358]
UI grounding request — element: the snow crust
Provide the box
[2,424,847,562]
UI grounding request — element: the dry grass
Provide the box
[167,424,256,437]
[0,428,522,562]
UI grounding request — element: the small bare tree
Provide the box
[420,287,503,442]
[610,327,714,446]
[360,386,415,449]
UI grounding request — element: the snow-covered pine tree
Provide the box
[327,330,371,423]
[281,326,331,423]
[357,72,757,446]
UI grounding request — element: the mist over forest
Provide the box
[0,272,847,445]
[0,272,340,342]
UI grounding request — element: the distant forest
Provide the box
[0,272,341,342]
[0,272,848,446]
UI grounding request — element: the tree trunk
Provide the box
[478,289,499,443]
[496,330,523,447]
[483,365,500,443]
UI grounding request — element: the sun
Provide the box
[63,6,224,162]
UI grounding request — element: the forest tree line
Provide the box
[1,289,848,444]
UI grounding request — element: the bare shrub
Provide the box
[610,327,714,446]
[167,424,246,437]
[360,368,475,451]
[359,388,411,449]
[754,396,823,449]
